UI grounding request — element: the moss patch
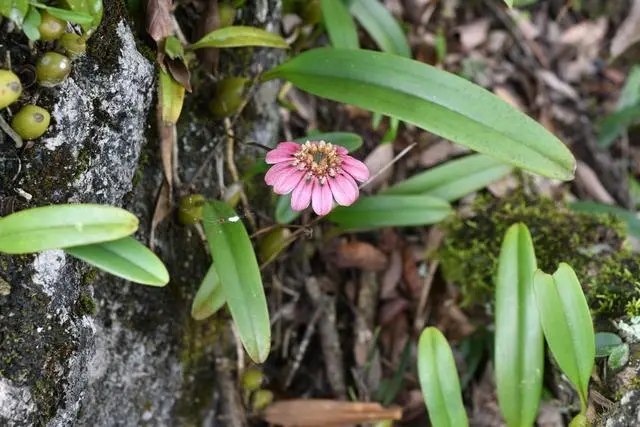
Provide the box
[437,188,640,319]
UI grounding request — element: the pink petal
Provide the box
[312,181,333,216]
[265,142,300,164]
[274,168,306,194]
[336,146,348,155]
[265,162,291,186]
[328,173,359,206]
[341,156,370,182]
[291,178,313,211]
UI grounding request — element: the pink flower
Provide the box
[264,140,370,216]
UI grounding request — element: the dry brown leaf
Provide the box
[362,143,394,191]
[537,70,579,101]
[611,0,640,59]
[146,0,174,43]
[456,19,490,51]
[574,160,616,204]
[536,401,564,427]
[159,123,175,193]
[261,399,403,427]
[380,249,403,300]
[149,180,171,250]
[401,247,421,299]
[418,140,453,168]
[378,298,410,326]
[165,57,192,92]
[334,241,388,271]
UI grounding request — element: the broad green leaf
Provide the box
[22,6,41,41]
[0,0,29,25]
[0,204,138,254]
[595,332,623,358]
[383,154,513,201]
[607,343,630,370]
[417,327,469,427]
[293,131,363,152]
[321,0,359,49]
[596,104,640,148]
[261,48,576,181]
[326,194,452,229]
[31,4,94,24]
[349,0,410,57]
[275,193,302,225]
[202,200,270,363]
[569,201,640,239]
[191,264,226,320]
[65,237,169,286]
[59,0,103,34]
[533,263,595,410]
[189,25,289,50]
[494,223,543,427]
[159,69,185,124]
[617,65,640,110]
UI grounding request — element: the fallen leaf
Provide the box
[574,161,616,204]
[334,241,388,271]
[261,399,403,426]
[456,19,490,51]
[418,140,454,168]
[380,249,403,299]
[401,247,421,299]
[146,0,174,43]
[378,298,410,326]
[611,0,640,59]
[362,143,394,191]
[165,57,192,92]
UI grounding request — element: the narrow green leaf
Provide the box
[327,194,452,229]
[262,48,576,181]
[293,131,363,152]
[275,193,302,225]
[59,0,103,34]
[31,4,94,24]
[0,0,29,25]
[596,104,640,148]
[569,201,640,239]
[321,0,359,49]
[159,69,185,124]
[417,327,469,427]
[189,25,289,50]
[349,0,410,57]
[65,237,169,286]
[504,0,513,7]
[191,264,226,320]
[494,223,543,427]
[595,332,623,358]
[617,65,640,110]
[533,263,595,410]
[202,200,270,363]
[21,6,41,40]
[0,204,138,254]
[383,154,513,201]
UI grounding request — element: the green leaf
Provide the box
[617,65,640,110]
[494,223,543,427]
[189,25,289,50]
[31,4,94,24]
[595,332,623,358]
[59,0,103,34]
[0,0,29,25]
[164,35,184,59]
[326,194,452,230]
[383,154,513,201]
[417,327,469,427]
[21,6,41,40]
[607,343,630,370]
[504,0,513,7]
[0,204,139,254]
[275,193,302,225]
[349,0,410,57]
[191,264,226,320]
[569,201,640,239]
[159,68,185,124]
[293,131,363,152]
[261,48,576,181]
[321,0,359,49]
[596,104,640,148]
[533,263,595,411]
[65,237,169,286]
[202,200,270,363]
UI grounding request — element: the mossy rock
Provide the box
[437,187,640,319]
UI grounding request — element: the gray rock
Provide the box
[0,0,282,425]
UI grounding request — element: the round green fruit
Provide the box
[36,52,72,87]
[59,33,87,58]
[209,77,249,118]
[0,70,22,109]
[38,12,67,41]
[178,194,206,225]
[11,105,51,140]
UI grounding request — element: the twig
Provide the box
[0,115,23,148]
[359,143,416,190]
[284,301,324,388]
[224,118,257,231]
[212,325,249,427]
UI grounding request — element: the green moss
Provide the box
[75,292,97,316]
[436,187,639,319]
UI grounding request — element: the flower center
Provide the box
[292,140,342,183]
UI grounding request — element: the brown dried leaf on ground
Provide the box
[261,399,403,426]
[471,364,505,427]
[333,241,389,271]
[401,246,422,299]
[146,0,174,43]
[380,249,403,300]
[362,143,395,191]
[611,0,640,60]
[418,140,455,168]
[456,19,490,52]
[574,160,616,204]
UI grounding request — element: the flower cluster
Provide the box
[264,140,370,216]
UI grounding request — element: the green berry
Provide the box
[209,77,249,118]
[59,33,87,58]
[0,70,22,109]
[251,389,274,411]
[219,3,236,28]
[241,368,264,392]
[11,105,51,140]
[36,52,72,87]
[178,194,205,225]
[38,11,67,41]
